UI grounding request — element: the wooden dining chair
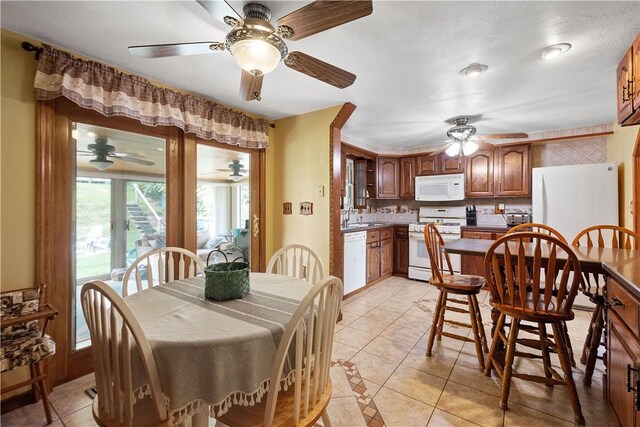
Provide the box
[572,225,640,386]
[506,222,568,243]
[1,284,58,425]
[423,223,488,370]
[216,276,343,427]
[266,244,325,284]
[484,233,585,425]
[122,247,205,296]
[506,223,576,366]
[81,280,170,427]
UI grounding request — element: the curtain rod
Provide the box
[21,41,275,129]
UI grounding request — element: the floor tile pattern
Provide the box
[2,276,616,426]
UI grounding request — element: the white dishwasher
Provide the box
[343,231,367,295]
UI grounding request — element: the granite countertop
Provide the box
[341,222,411,233]
[603,259,640,300]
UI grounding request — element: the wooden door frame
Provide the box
[329,103,356,279]
[634,128,640,236]
[36,98,266,387]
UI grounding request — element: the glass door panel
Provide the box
[196,144,250,265]
[73,123,166,349]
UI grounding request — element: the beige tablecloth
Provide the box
[125,273,313,423]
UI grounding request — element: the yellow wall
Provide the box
[1,30,39,290]
[266,106,341,271]
[607,123,639,228]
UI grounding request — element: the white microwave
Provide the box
[415,173,465,201]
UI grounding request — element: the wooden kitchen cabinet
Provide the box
[416,155,438,176]
[366,228,393,284]
[465,150,495,197]
[377,157,400,199]
[459,228,509,277]
[399,157,415,198]
[393,226,409,276]
[607,276,640,427]
[617,32,640,126]
[465,144,530,198]
[439,153,464,174]
[416,153,463,176]
[495,145,530,197]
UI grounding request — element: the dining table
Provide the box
[124,272,313,426]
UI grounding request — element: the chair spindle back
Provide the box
[424,223,454,283]
[267,244,325,284]
[484,233,582,317]
[507,222,568,244]
[263,276,343,426]
[81,280,167,427]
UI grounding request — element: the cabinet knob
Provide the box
[607,296,625,308]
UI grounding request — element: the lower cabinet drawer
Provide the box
[608,277,640,334]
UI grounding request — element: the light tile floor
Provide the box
[2,277,614,426]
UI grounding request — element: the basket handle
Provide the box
[206,249,229,265]
[230,256,249,264]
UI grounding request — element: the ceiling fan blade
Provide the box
[128,41,225,58]
[284,51,355,89]
[197,0,242,27]
[239,70,263,101]
[475,133,529,139]
[112,152,144,159]
[277,0,372,41]
[110,155,155,166]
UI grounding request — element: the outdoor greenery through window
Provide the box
[73,123,166,348]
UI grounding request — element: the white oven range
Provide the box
[408,206,466,282]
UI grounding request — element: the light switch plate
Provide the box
[300,202,313,215]
[283,202,292,215]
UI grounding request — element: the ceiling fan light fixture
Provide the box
[445,141,461,157]
[90,157,115,171]
[462,140,479,156]
[540,43,571,60]
[459,63,488,78]
[227,26,287,76]
[229,172,243,182]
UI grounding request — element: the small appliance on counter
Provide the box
[505,213,531,226]
[466,205,477,226]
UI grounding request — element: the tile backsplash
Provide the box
[341,198,532,227]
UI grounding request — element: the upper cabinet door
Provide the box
[377,157,400,199]
[465,150,494,197]
[439,154,464,174]
[495,144,530,197]
[416,155,438,176]
[633,34,640,112]
[399,157,415,199]
[617,48,633,123]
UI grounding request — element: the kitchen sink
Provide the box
[344,222,387,229]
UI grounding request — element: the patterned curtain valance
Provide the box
[33,45,269,149]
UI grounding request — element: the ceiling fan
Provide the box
[435,117,529,157]
[77,138,155,170]
[128,0,373,101]
[212,159,248,181]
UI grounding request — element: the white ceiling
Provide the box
[2,1,639,149]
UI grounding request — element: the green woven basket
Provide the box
[204,250,250,301]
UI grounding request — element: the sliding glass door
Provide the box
[73,123,166,349]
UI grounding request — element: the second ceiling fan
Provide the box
[129,0,373,101]
[435,117,529,157]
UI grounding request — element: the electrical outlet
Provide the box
[495,203,506,214]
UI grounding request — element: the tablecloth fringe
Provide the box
[135,370,298,425]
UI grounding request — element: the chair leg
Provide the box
[426,290,444,357]
[467,295,485,371]
[538,322,553,387]
[562,320,577,367]
[552,322,585,425]
[580,303,600,365]
[322,410,333,427]
[484,312,506,377]
[583,303,604,387]
[500,318,520,410]
[472,294,489,353]
[436,291,447,341]
[34,362,53,425]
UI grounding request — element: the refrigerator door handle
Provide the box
[541,175,547,224]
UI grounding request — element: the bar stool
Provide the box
[506,223,576,366]
[423,223,488,370]
[484,233,585,425]
[572,225,640,386]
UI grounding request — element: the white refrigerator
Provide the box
[532,162,619,242]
